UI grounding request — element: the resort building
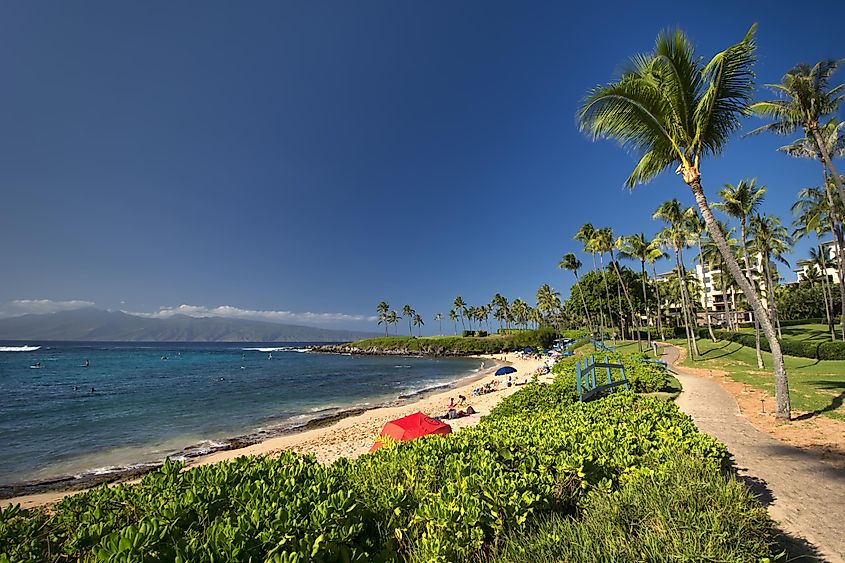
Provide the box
[794,240,841,284]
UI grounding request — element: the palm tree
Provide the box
[591,227,622,339]
[749,61,845,207]
[511,298,529,329]
[402,305,415,336]
[609,233,642,350]
[645,240,668,340]
[806,247,836,340]
[535,284,561,327]
[685,212,717,342]
[750,214,792,339]
[559,253,594,334]
[574,223,608,335]
[714,179,767,368]
[701,221,740,331]
[578,25,791,418]
[434,312,444,336]
[412,313,425,337]
[448,309,458,335]
[791,182,845,341]
[653,200,699,358]
[617,233,655,346]
[453,296,466,331]
[386,310,400,335]
[377,301,390,336]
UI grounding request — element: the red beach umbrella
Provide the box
[369,411,451,452]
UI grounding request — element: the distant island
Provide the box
[0,307,379,342]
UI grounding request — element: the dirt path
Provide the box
[663,344,845,563]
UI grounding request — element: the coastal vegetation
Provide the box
[0,353,779,561]
[324,328,558,356]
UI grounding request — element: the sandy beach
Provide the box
[2,352,551,509]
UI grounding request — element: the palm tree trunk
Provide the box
[811,126,845,210]
[819,255,835,341]
[674,249,694,358]
[574,270,595,334]
[651,263,666,341]
[697,238,717,342]
[762,255,782,339]
[823,182,845,341]
[610,253,641,350]
[720,260,733,331]
[599,254,616,340]
[739,221,765,369]
[689,179,790,419]
[677,247,700,356]
[640,261,652,348]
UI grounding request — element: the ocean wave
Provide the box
[0,345,41,352]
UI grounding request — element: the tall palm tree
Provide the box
[791,182,845,340]
[609,234,642,349]
[750,214,792,338]
[806,247,836,340]
[618,233,655,346]
[714,179,767,368]
[434,312,443,336]
[511,299,529,329]
[591,227,622,339]
[386,310,400,336]
[578,25,791,418]
[645,241,668,341]
[402,305,415,336]
[559,253,594,334]
[653,201,699,357]
[749,61,845,207]
[574,223,609,335]
[535,284,561,327]
[412,313,425,337]
[453,296,467,331]
[685,212,717,342]
[377,301,390,336]
[448,309,458,335]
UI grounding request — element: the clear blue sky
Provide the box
[1,1,843,332]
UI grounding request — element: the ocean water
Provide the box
[0,342,484,485]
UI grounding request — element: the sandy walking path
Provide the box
[664,344,845,563]
[2,352,551,510]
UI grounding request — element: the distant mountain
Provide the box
[0,308,379,342]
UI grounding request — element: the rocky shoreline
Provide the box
[309,343,484,356]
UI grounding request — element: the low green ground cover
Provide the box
[0,352,778,562]
[673,338,845,422]
[346,328,556,355]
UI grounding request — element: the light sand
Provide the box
[2,353,551,509]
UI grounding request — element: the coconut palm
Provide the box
[385,310,400,335]
[591,227,623,339]
[749,61,845,207]
[577,25,791,418]
[402,305,415,336]
[714,179,767,368]
[574,223,609,335]
[617,233,656,346]
[806,247,836,340]
[653,200,699,357]
[750,214,792,338]
[453,296,467,331]
[608,234,642,350]
[792,182,845,340]
[511,299,529,329]
[685,212,718,342]
[434,312,443,335]
[448,309,458,335]
[559,253,594,334]
[535,284,561,326]
[412,313,425,337]
[377,301,390,336]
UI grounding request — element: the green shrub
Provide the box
[509,327,557,350]
[483,453,776,563]
[818,341,845,360]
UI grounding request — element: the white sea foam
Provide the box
[0,345,41,352]
[242,347,309,353]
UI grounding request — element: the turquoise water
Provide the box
[0,342,483,485]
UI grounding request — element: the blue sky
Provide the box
[1,1,843,332]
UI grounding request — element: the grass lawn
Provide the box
[670,337,845,422]
[737,323,834,343]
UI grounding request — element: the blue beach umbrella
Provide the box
[495,366,517,376]
[523,347,534,353]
